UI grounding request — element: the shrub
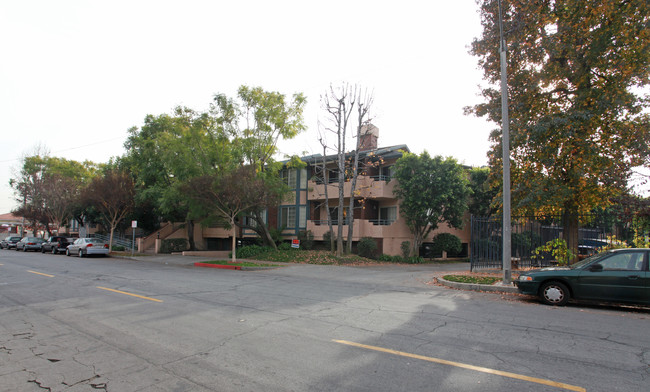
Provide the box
[431,233,462,256]
[278,242,292,250]
[236,245,272,259]
[297,230,314,250]
[357,237,378,259]
[405,256,424,264]
[112,245,125,251]
[378,254,403,262]
[323,231,346,250]
[160,238,189,253]
[531,238,575,266]
[269,226,286,245]
[401,241,411,258]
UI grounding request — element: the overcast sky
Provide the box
[0,0,498,214]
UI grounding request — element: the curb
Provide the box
[194,262,241,270]
[435,276,519,294]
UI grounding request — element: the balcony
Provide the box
[307,218,406,241]
[307,175,397,201]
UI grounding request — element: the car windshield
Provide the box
[569,251,610,269]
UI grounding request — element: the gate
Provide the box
[470,215,609,271]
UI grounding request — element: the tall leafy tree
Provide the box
[393,152,470,257]
[212,86,306,248]
[468,0,650,255]
[122,107,233,249]
[468,167,498,217]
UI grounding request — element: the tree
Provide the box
[212,86,306,248]
[468,0,650,256]
[82,170,135,250]
[468,167,498,217]
[122,107,233,250]
[10,152,97,237]
[393,152,470,257]
[185,166,281,262]
[319,84,374,256]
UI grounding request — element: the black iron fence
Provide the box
[470,215,613,271]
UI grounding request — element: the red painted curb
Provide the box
[194,262,241,270]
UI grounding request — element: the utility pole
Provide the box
[498,0,512,284]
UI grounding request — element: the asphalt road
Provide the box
[0,250,648,391]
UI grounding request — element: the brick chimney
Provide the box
[359,123,378,151]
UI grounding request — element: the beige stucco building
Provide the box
[140,126,471,258]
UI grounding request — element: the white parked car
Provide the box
[66,238,110,257]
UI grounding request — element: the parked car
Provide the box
[1,236,23,249]
[66,238,110,257]
[517,248,649,306]
[15,237,45,252]
[41,236,73,254]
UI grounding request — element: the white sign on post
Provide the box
[131,221,137,256]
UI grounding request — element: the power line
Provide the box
[0,137,124,164]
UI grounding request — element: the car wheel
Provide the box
[66,248,71,256]
[52,247,57,254]
[79,249,84,258]
[540,281,570,306]
[41,247,46,253]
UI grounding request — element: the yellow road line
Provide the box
[97,286,163,303]
[27,270,54,278]
[333,340,585,392]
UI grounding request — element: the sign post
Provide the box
[131,220,137,257]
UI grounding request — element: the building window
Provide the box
[241,212,267,228]
[378,206,397,225]
[379,166,394,181]
[280,206,307,229]
[328,207,350,225]
[299,168,307,189]
[281,168,307,189]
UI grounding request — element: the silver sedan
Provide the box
[66,238,110,257]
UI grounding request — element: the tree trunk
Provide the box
[109,224,115,252]
[321,149,335,253]
[562,207,579,264]
[231,222,237,262]
[186,218,195,251]
[253,210,277,250]
[336,167,345,257]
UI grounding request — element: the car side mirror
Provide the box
[589,264,603,272]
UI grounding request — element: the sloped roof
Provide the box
[0,213,22,223]
[299,144,410,164]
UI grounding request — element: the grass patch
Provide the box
[201,261,282,267]
[442,275,501,285]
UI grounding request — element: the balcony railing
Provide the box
[369,219,395,226]
[311,219,352,226]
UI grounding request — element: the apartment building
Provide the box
[143,126,471,257]
[249,125,470,257]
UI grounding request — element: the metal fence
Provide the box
[470,215,610,271]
